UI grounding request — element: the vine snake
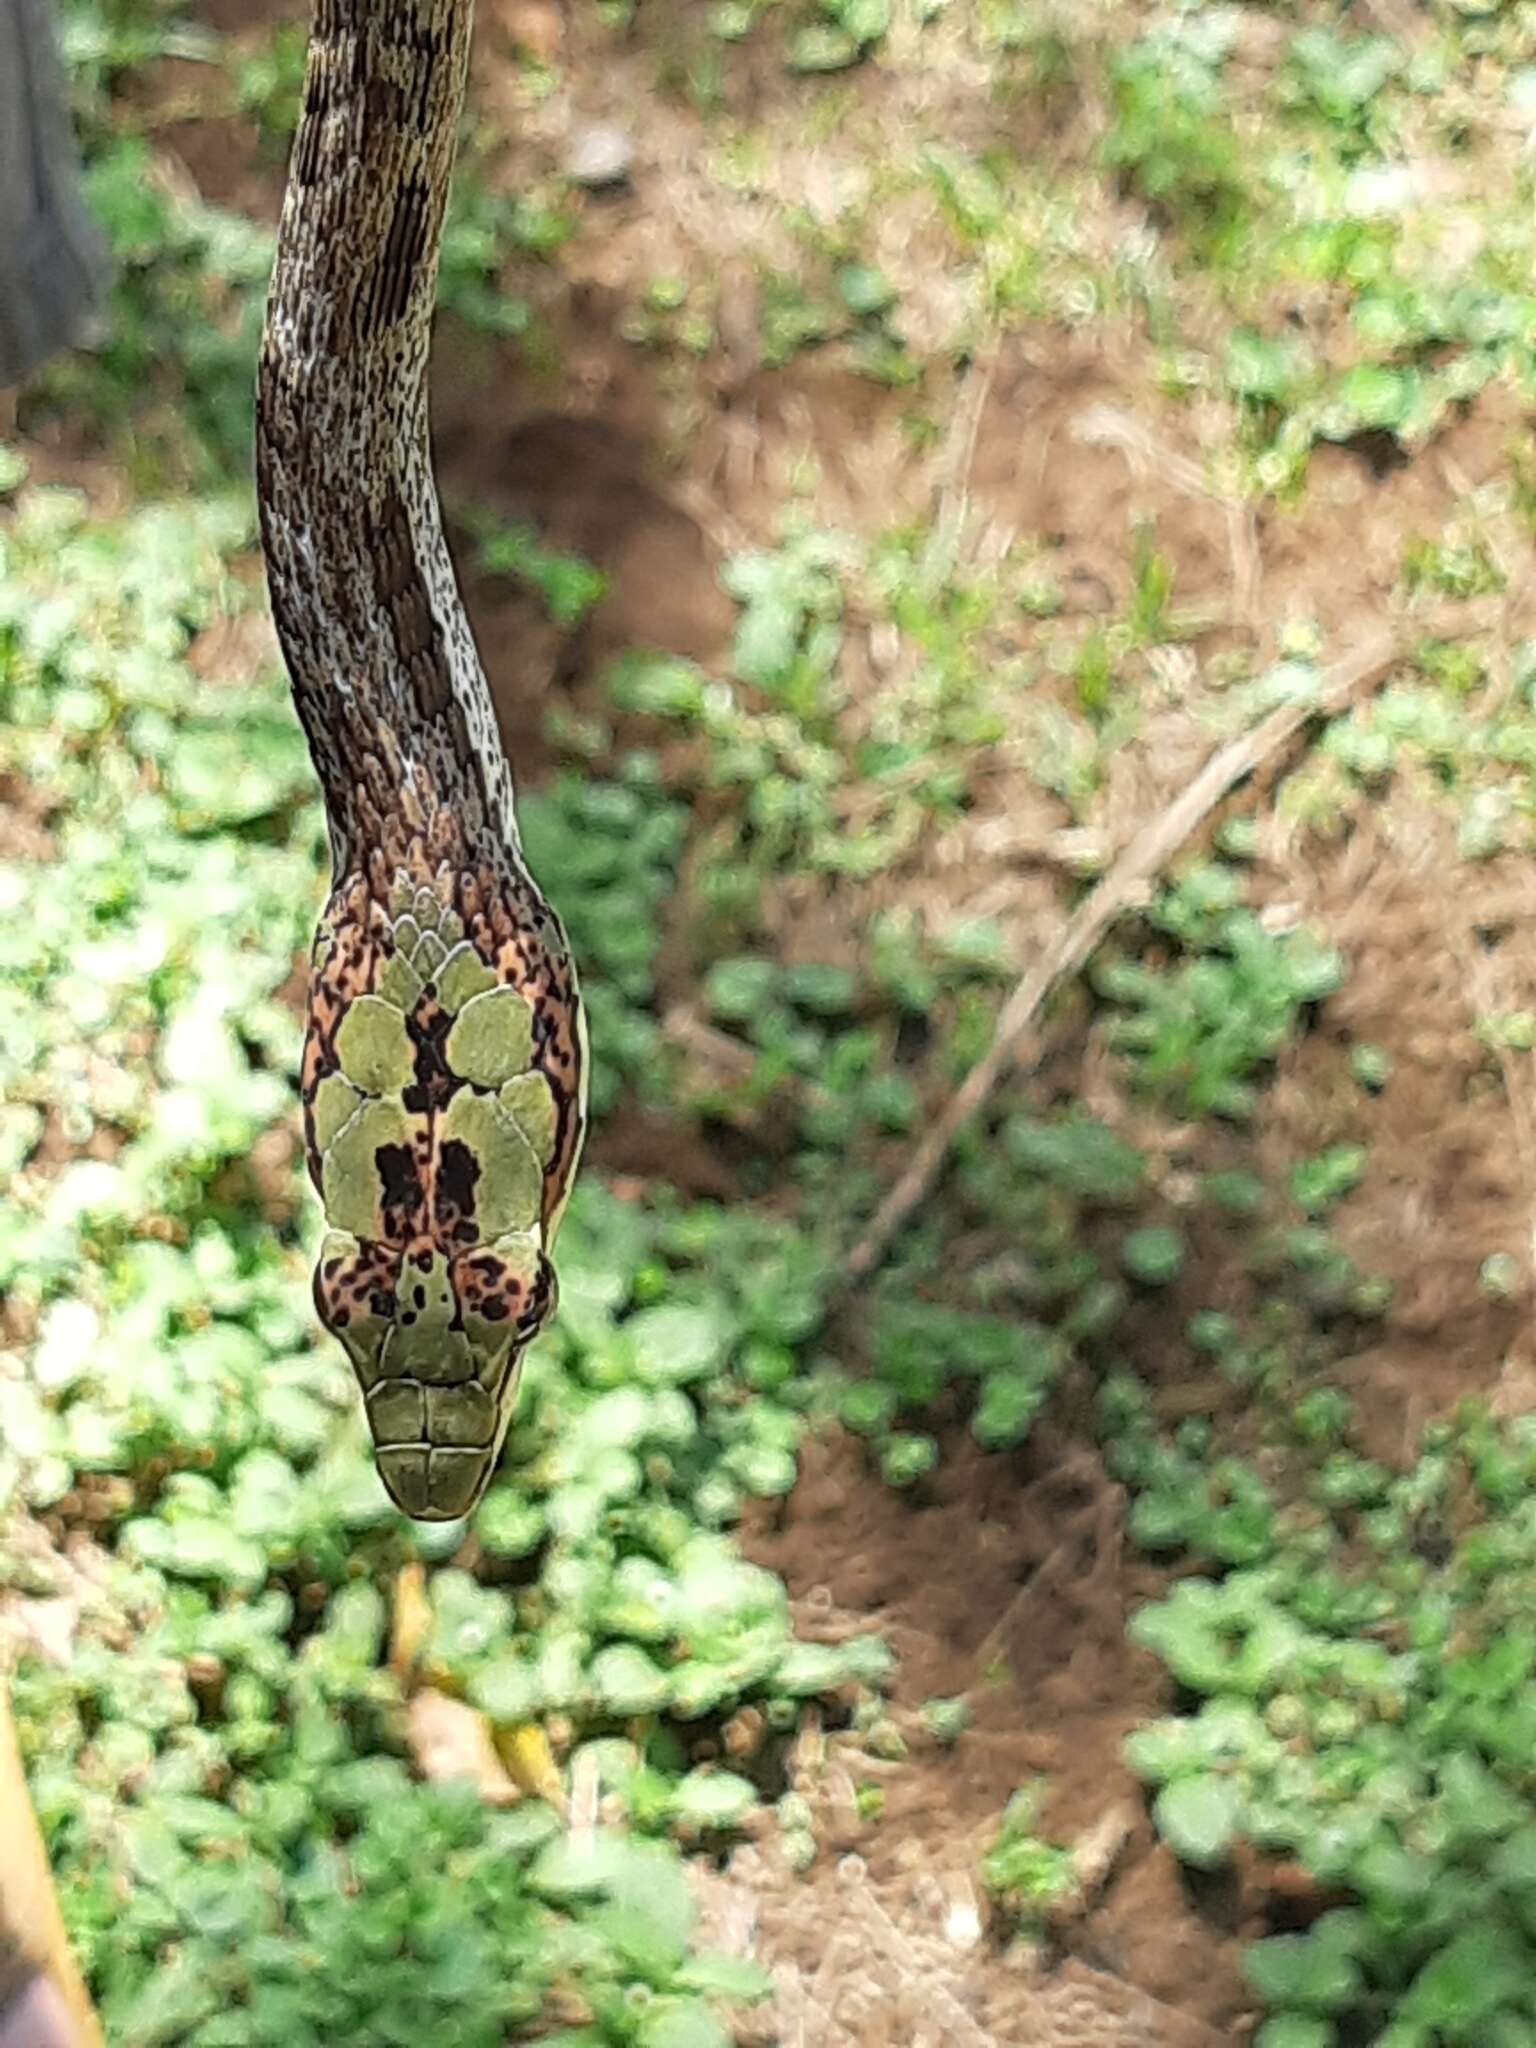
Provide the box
[255,0,588,1522]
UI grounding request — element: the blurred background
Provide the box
[6,2,1536,2043]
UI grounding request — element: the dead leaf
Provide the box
[495,1721,566,1811]
[389,1561,431,1679]
[407,1690,519,1806]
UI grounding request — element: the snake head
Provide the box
[314,1228,560,1521]
[304,873,585,1521]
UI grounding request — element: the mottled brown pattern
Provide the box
[300,874,384,1180]
[256,0,588,1520]
[303,840,581,1236]
[315,1236,400,1345]
[462,858,586,1236]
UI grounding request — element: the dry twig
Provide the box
[842,635,1400,1286]
[923,350,999,587]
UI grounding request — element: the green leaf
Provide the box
[675,1952,775,2002]
[774,1643,849,1696]
[122,1513,266,1590]
[114,1950,224,2044]
[973,1367,1052,1449]
[781,963,856,1014]
[833,0,891,40]
[1121,1226,1186,1286]
[1402,1927,1528,2030]
[919,1696,972,1746]
[475,1489,547,1557]
[121,1810,186,1890]
[625,1303,735,1384]
[672,1770,758,1831]
[1437,1752,1523,1842]
[785,23,861,70]
[1244,1930,1363,2015]
[705,957,779,1020]
[1154,1774,1241,1869]
[837,264,895,318]
[469,1655,541,1725]
[1492,1823,1536,1899]
[530,1827,638,1901]
[590,1645,670,1716]
[636,2000,731,2048]
[879,1433,938,1487]
[1254,2021,1335,2048]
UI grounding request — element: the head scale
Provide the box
[304,869,584,1520]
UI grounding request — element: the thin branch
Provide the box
[841,635,1400,1287]
[922,349,999,588]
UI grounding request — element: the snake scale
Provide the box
[255,0,588,1522]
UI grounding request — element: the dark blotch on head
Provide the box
[436,1137,480,1227]
[376,1141,420,1217]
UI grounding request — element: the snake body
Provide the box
[255,0,587,1521]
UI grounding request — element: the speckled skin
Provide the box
[255,0,588,1520]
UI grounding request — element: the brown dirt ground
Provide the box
[725,1422,1257,2047]
[18,6,1536,2042]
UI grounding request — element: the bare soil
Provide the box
[24,7,1536,2041]
[728,1424,1257,2045]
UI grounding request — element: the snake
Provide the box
[254,0,588,1522]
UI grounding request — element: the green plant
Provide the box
[785,0,890,73]
[472,520,610,627]
[979,1784,1078,1930]
[0,464,878,2042]
[1096,865,1345,1120]
[51,139,274,482]
[1104,22,1251,260]
[1290,1147,1367,1218]
[24,4,1536,2037]
[231,23,308,138]
[920,1697,972,1746]
[1121,1404,1536,2044]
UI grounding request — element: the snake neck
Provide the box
[255,0,517,882]
[256,0,589,1526]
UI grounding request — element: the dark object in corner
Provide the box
[0,0,113,388]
